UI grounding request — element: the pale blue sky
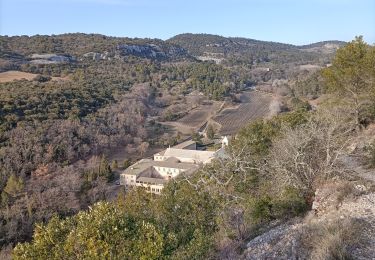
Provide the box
[0,0,374,45]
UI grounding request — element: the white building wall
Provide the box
[153,166,183,178]
[120,174,136,186]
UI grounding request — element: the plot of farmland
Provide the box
[162,102,222,135]
[213,91,271,135]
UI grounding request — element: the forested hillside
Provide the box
[0,33,256,253]
[168,33,346,66]
[10,37,375,259]
[0,33,367,259]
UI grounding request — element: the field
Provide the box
[0,70,66,83]
[161,101,223,135]
[213,91,271,135]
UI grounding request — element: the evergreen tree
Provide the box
[322,36,375,127]
[206,124,215,140]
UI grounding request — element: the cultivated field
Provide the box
[213,91,271,135]
[0,70,66,83]
[162,101,223,135]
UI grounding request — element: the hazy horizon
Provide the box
[1,0,374,45]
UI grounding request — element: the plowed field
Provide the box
[213,91,271,135]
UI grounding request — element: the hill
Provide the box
[168,33,346,65]
[0,32,352,258]
[0,33,191,70]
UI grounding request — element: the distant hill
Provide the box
[168,33,346,65]
[0,33,191,64]
[0,32,346,79]
[0,33,346,70]
[299,40,346,49]
[168,33,295,55]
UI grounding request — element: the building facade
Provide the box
[120,138,228,194]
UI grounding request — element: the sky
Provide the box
[0,0,374,45]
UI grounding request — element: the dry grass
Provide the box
[0,245,12,260]
[0,71,67,83]
[301,218,362,260]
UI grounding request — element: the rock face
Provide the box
[82,51,111,61]
[80,44,188,61]
[29,54,75,64]
[116,43,188,60]
[243,220,303,260]
[242,181,375,259]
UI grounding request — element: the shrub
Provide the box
[302,218,362,260]
[369,142,375,168]
[33,74,51,82]
[273,187,308,218]
[251,196,274,223]
[250,187,307,224]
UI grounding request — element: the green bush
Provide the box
[369,142,375,168]
[251,196,274,223]
[250,187,307,224]
[273,187,308,218]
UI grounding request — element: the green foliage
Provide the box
[230,110,309,160]
[251,196,274,223]
[206,124,215,139]
[99,155,113,182]
[33,74,51,82]
[1,174,24,206]
[14,182,219,259]
[322,36,375,125]
[3,174,24,197]
[111,160,118,170]
[293,71,326,99]
[191,132,202,144]
[82,155,113,185]
[160,62,252,100]
[273,187,308,218]
[250,188,307,224]
[13,202,165,260]
[158,181,218,247]
[170,229,214,260]
[288,97,311,111]
[369,142,375,168]
[116,188,156,222]
[275,108,309,128]
[168,33,342,67]
[122,159,132,169]
[323,36,370,94]
[232,119,279,157]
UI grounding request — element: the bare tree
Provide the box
[138,142,149,156]
[267,107,355,192]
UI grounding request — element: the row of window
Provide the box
[156,167,179,173]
